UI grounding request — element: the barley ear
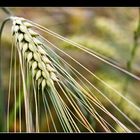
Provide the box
[12,17,59,90]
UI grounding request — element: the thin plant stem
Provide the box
[1,7,13,16]
[119,8,140,106]
[0,18,11,132]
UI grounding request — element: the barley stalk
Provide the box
[11,17,59,132]
[12,17,58,90]
[11,17,97,132]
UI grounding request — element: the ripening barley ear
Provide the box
[12,17,58,89]
[11,17,60,132]
[1,16,140,132]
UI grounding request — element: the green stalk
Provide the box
[8,91,24,131]
[0,7,13,132]
[119,8,140,106]
[0,17,11,132]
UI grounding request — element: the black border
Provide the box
[0,0,140,7]
[0,133,140,139]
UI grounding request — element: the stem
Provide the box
[127,8,140,71]
[0,18,11,132]
[1,7,13,16]
[8,91,24,131]
[119,8,140,106]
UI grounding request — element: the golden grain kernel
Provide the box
[18,33,24,42]
[29,43,35,52]
[46,64,56,72]
[13,25,19,33]
[28,29,39,36]
[22,43,28,54]
[20,25,27,33]
[24,34,32,42]
[23,22,33,28]
[47,79,54,87]
[36,70,41,80]
[32,61,38,70]
[37,46,46,55]
[38,77,43,86]
[38,62,46,70]
[42,71,49,79]
[27,52,33,62]
[15,19,22,25]
[33,53,39,62]
[42,55,51,64]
